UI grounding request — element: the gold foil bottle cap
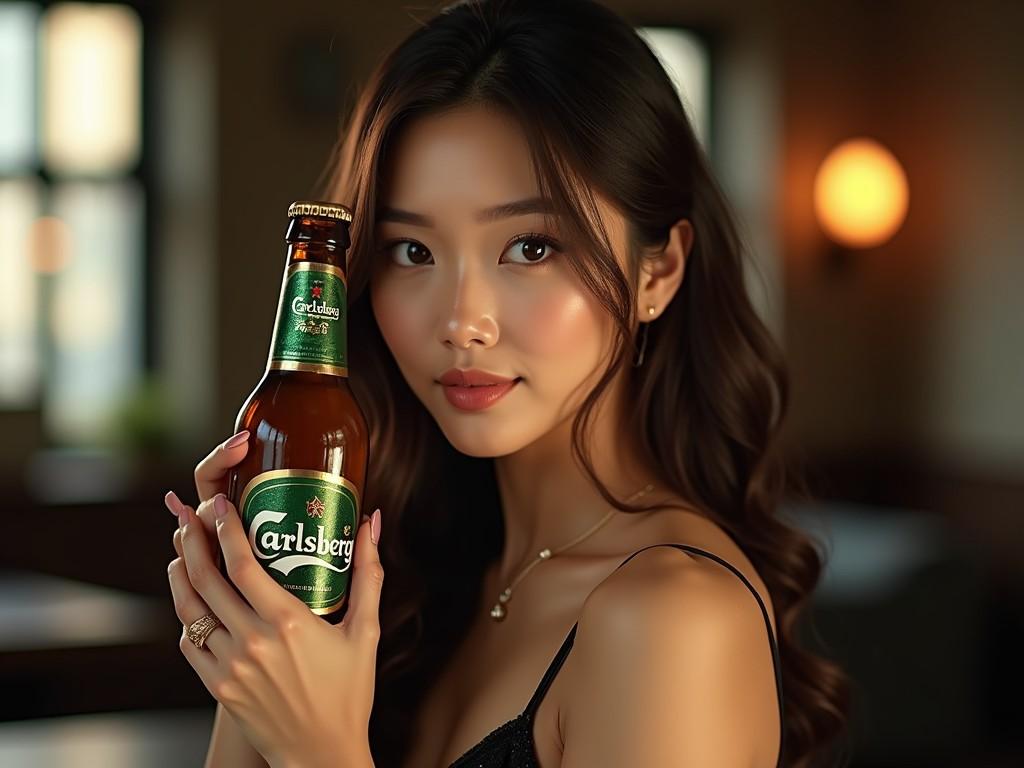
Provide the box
[287,200,353,223]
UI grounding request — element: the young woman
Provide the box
[165,1,850,766]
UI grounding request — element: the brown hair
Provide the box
[321,1,851,765]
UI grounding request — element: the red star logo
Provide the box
[306,496,326,518]
[311,285,323,299]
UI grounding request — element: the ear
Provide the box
[637,218,693,321]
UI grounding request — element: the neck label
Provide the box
[269,262,348,376]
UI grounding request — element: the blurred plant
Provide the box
[106,374,179,457]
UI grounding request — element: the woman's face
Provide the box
[370,105,628,458]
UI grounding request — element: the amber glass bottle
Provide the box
[225,201,369,625]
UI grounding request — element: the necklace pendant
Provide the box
[487,482,655,623]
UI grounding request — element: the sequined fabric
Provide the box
[448,712,540,767]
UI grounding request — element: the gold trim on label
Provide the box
[238,468,362,518]
[311,597,346,616]
[286,260,347,287]
[269,360,348,377]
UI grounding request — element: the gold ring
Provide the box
[186,612,223,651]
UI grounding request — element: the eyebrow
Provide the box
[376,197,556,227]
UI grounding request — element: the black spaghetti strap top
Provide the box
[447,544,786,768]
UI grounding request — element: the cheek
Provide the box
[370,278,427,373]
[510,279,609,363]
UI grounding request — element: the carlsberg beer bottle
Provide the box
[225,201,369,625]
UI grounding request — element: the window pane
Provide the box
[0,2,37,171]
[45,180,144,444]
[41,3,142,175]
[636,27,710,150]
[0,179,42,406]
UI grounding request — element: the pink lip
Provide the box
[435,368,522,412]
[439,378,521,412]
[438,368,518,387]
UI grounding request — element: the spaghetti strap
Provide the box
[519,543,785,768]
[522,621,579,718]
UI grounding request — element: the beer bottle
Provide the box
[224,200,369,625]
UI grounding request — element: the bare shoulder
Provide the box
[590,543,775,634]
[559,545,783,767]
[580,544,777,665]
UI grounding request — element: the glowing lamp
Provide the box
[813,138,909,249]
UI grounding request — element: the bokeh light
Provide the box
[813,137,910,249]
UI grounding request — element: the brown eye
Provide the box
[501,235,562,266]
[520,240,547,262]
[385,240,433,266]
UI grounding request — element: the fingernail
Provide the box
[223,430,249,450]
[370,508,381,546]
[164,490,182,517]
[214,493,229,519]
[178,504,190,529]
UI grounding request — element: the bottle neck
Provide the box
[285,217,350,263]
[285,242,345,270]
[266,242,350,378]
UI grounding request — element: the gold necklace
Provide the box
[490,483,656,621]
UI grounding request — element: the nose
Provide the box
[438,260,498,350]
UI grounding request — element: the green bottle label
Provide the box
[238,469,360,615]
[269,262,348,376]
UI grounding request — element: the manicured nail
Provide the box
[370,508,381,545]
[214,493,229,519]
[223,430,249,450]
[164,490,182,517]
[178,504,190,529]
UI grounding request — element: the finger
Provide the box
[211,493,306,623]
[167,555,232,658]
[167,490,220,564]
[343,507,383,644]
[180,500,262,637]
[194,430,250,503]
[164,490,182,519]
[178,623,227,702]
[166,491,184,558]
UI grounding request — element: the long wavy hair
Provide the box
[319,1,851,765]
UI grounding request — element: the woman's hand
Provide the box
[164,432,382,768]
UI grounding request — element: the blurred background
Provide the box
[0,0,1021,765]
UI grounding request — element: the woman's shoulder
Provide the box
[556,522,783,765]
[597,501,777,633]
[579,538,771,644]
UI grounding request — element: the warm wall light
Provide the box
[813,137,909,249]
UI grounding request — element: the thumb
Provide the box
[344,508,383,642]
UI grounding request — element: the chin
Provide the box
[433,413,542,459]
